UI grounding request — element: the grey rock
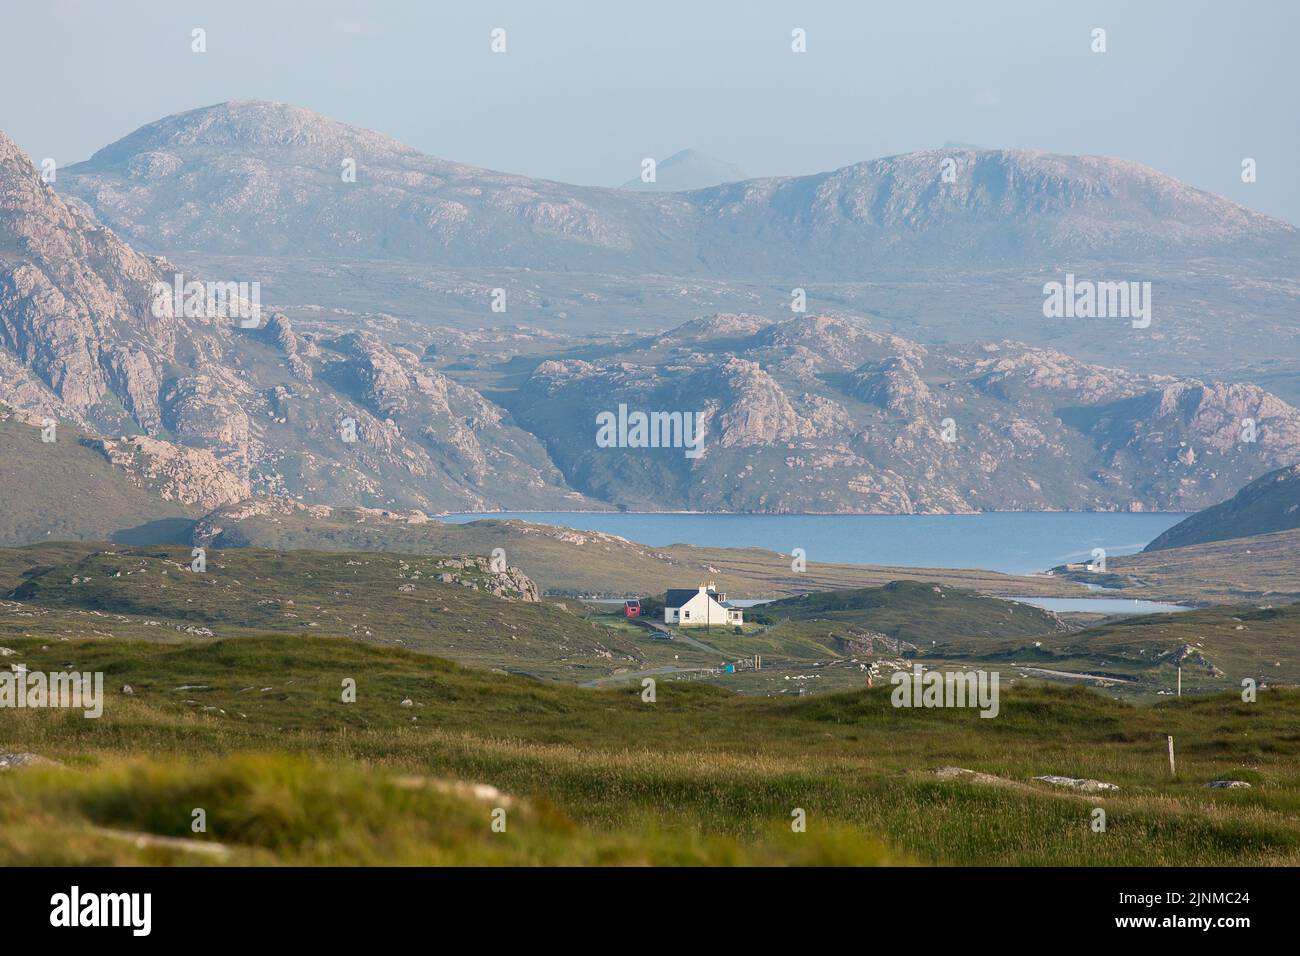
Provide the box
[1033,774,1120,793]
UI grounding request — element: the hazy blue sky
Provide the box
[2,0,1297,223]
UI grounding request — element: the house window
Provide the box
[683,611,690,619]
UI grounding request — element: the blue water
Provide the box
[438,511,1189,576]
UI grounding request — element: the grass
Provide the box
[0,413,197,548]
[939,601,1300,698]
[2,633,1298,866]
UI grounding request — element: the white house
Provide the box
[664,584,743,627]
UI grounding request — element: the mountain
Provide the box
[619,149,747,192]
[1144,462,1300,551]
[59,101,1299,278]
[499,313,1300,513]
[0,127,590,514]
[8,103,1300,518]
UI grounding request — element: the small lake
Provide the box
[1007,597,1192,615]
[438,511,1189,576]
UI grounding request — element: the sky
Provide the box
[2,0,1297,224]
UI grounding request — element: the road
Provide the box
[580,665,720,688]
[630,617,726,656]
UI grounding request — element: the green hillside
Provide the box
[761,580,1068,642]
[939,601,1300,697]
[0,410,196,546]
[1145,462,1300,551]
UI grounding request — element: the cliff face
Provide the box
[0,130,197,427]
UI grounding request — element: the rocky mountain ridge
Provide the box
[504,313,1300,513]
[59,101,1299,277]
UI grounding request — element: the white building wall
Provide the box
[677,592,731,627]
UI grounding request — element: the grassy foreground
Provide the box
[2,634,1298,866]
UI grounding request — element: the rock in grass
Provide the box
[0,753,62,771]
[929,767,1035,792]
[1033,774,1120,793]
[1203,780,1252,789]
[0,647,15,657]
[400,698,414,707]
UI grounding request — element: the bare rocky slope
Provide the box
[501,314,1300,513]
[0,127,590,514]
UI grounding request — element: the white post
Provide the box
[1167,735,1176,777]
[1177,665,1182,697]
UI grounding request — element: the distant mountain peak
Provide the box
[84,99,417,167]
[620,148,747,192]
[49,102,1300,277]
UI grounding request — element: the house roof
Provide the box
[665,588,715,609]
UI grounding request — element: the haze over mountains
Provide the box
[47,100,1300,380]
[60,101,1299,276]
[2,100,1299,526]
[618,149,747,192]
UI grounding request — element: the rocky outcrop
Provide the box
[427,555,541,602]
[714,358,818,446]
[262,313,312,381]
[1033,775,1120,793]
[851,356,937,419]
[161,375,252,478]
[831,630,918,657]
[88,435,250,509]
[0,753,63,771]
